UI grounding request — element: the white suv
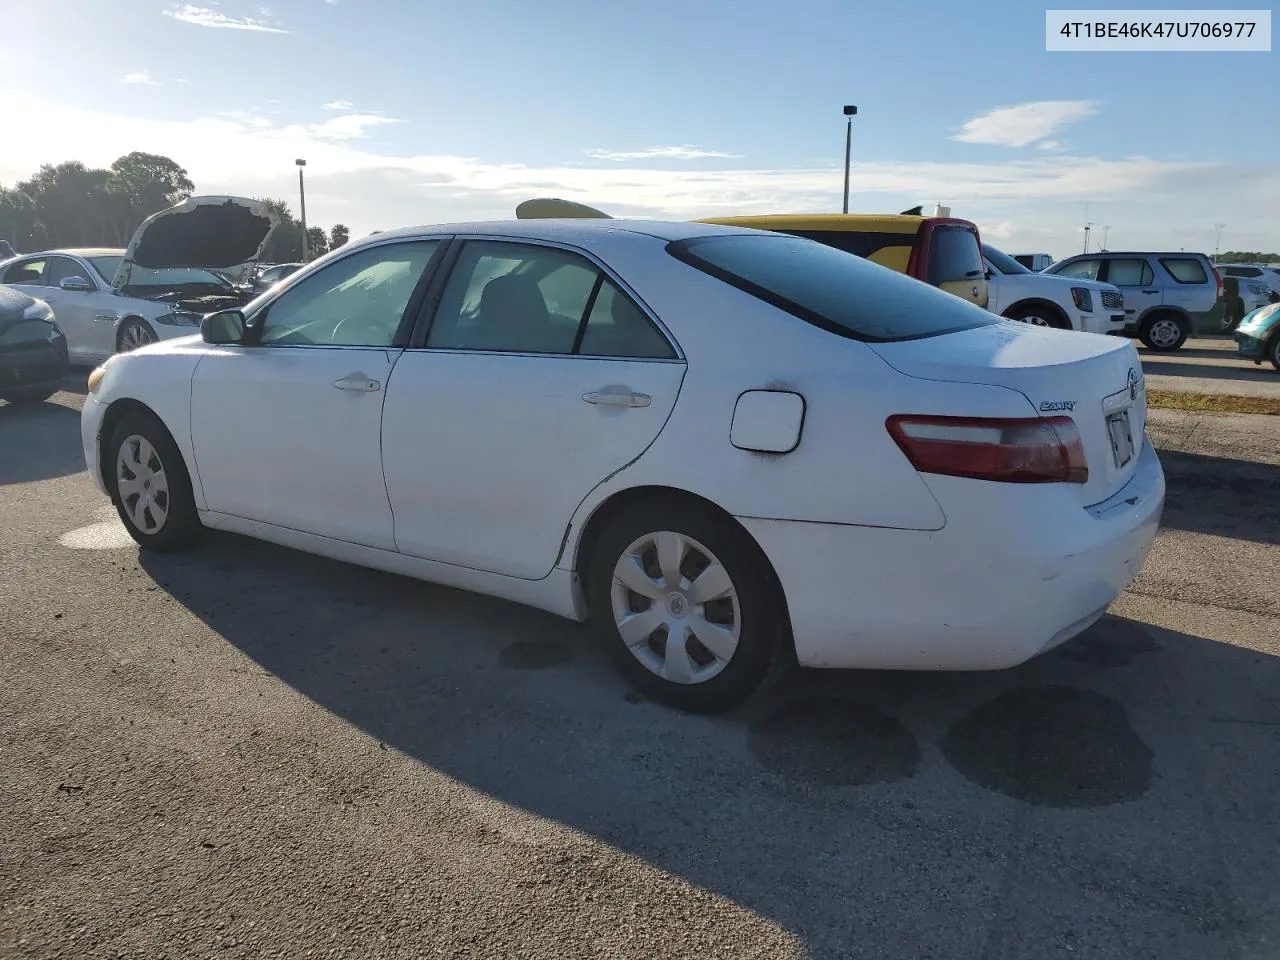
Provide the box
[982,244,1126,335]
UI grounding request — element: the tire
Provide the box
[1138,312,1188,352]
[1269,333,1280,373]
[586,499,791,713]
[1007,305,1068,329]
[117,318,157,353]
[1,385,57,405]
[107,409,202,552]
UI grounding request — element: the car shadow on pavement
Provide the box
[1138,360,1278,385]
[1157,449,1280,545]
[0,399,85,484]
[137,531,1280,959]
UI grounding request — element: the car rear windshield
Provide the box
[1160,258,1208,283]
[928,226,985,286]
[668,234,997,342]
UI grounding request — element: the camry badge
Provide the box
[1039,400,1076,412]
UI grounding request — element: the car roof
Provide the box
[16,247,124,258]
[698,213,926,234]
[1064,250,1211,258]
[359,218,752,246]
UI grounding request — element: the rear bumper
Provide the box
[1235,329,1273,360]
[0,342,68,391]
[741,436,1165,671]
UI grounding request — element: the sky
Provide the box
[4,0,1278,258]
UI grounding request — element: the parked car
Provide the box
[1221,274,1275,331]
[1012,252,1054,272]
[82,218,1164,712]
[0,285,68,405]
[1217,263,1280,300]
[513,199,991,308]
[239,262,303,297]
[1044,251,1224,351]
[0,196,277,364]
[982,243,1126,334]
[1235,301,1280,371]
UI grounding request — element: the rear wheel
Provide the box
[1269,333,1280,372]
[1,385,57,405]
[587,500,790,713]
[108,409,202,551]
[117,318,157,353]
[1008,305,1068,329]
[1138,313,1188,352]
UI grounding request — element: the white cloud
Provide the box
[2,97,1276,257]
[1037,140,1061,151]
[324,100,354,111]
[584,145,743,162]
[119,70,159,85]
[164,4,288,32]
[953,101,1101,148]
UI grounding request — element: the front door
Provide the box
[382,239,686,579]
[189,238,444,550]
[41,256,119,361]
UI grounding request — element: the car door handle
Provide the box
[333,373,381,392]
[1141,289,1158,295]
[583,390,651,408]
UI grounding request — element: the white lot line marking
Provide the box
[58,506,134,550]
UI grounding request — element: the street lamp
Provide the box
[841,105,857,214]
[296,158,308,261]
[1213,222,1226,263]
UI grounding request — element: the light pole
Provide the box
[1082,220,1093,254]
[1213,222,1226,262]
[296,158,308,261]
[841,105,857,214]
[1100,224,1111,251]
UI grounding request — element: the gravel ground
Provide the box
[1,378,1277,960]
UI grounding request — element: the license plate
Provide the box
[1107,411,1134,468]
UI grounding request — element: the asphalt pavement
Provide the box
[1,375,1277,959]
[1140,334,1280,397]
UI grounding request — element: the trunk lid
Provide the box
[111,195,279,292]
[871,321,1146,506]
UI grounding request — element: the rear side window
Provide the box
[1161,258,1208,284]
[668,234,996,343]
[1104,259,1154,286]
[927,226,984,286]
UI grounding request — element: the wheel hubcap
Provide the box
[610,530,741,685]
[121,324,154,351]
[1019,314,1052,327]
[1150,318,1180,347]
[116,434,169,534]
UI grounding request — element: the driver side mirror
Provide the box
[201,309,247,345]
[59,276,93,292]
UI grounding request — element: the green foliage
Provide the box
[329,224,350,250]
[1218,251,1280,264]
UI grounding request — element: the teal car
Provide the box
[1235,302,1280,371]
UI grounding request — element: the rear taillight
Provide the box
[1212,266,1224,300]
[886,415,1089,484]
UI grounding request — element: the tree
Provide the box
[329,224,350,250]
[109,152,194,239]
[0,188,46,251]
[16,162,118,247]
[305,226,329,260]
[257,198,303,262]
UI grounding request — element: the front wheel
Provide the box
[587,500,790,713]
[1008,306,1068,329]
[1139,313,1188,352]
[108,409,202,551]
[117,318,157,353]
[1269,334,1280,372]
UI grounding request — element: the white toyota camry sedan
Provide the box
[81,219,1165,712]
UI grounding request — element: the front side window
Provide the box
[258,240,440,347]
[45,257,95,289]
[2,258,47,285]
[981,244,1031,275]
[927,226,984,286]
[426,241,675,358]
[1161,258,1208,284]
[87,255,123,284]
[1052,258,1102,281]
[1105,259,1154,287]
[668,233,996,342]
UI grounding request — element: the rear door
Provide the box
[1098,257,1160,327]
[918,222,988,308]
[381,237,686,579]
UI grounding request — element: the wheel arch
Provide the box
[1003,298,1071,329]
[97,397,197,501]
[567,483,793,639]
[1136,304,1191,327]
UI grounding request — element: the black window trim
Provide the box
[404,234,684,362]
[1100,257,1154,288]
[1159,256,1210,285]
[665,235,993,344]
[244,235,452,350]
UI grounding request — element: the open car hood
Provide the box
[111,195,279,291]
